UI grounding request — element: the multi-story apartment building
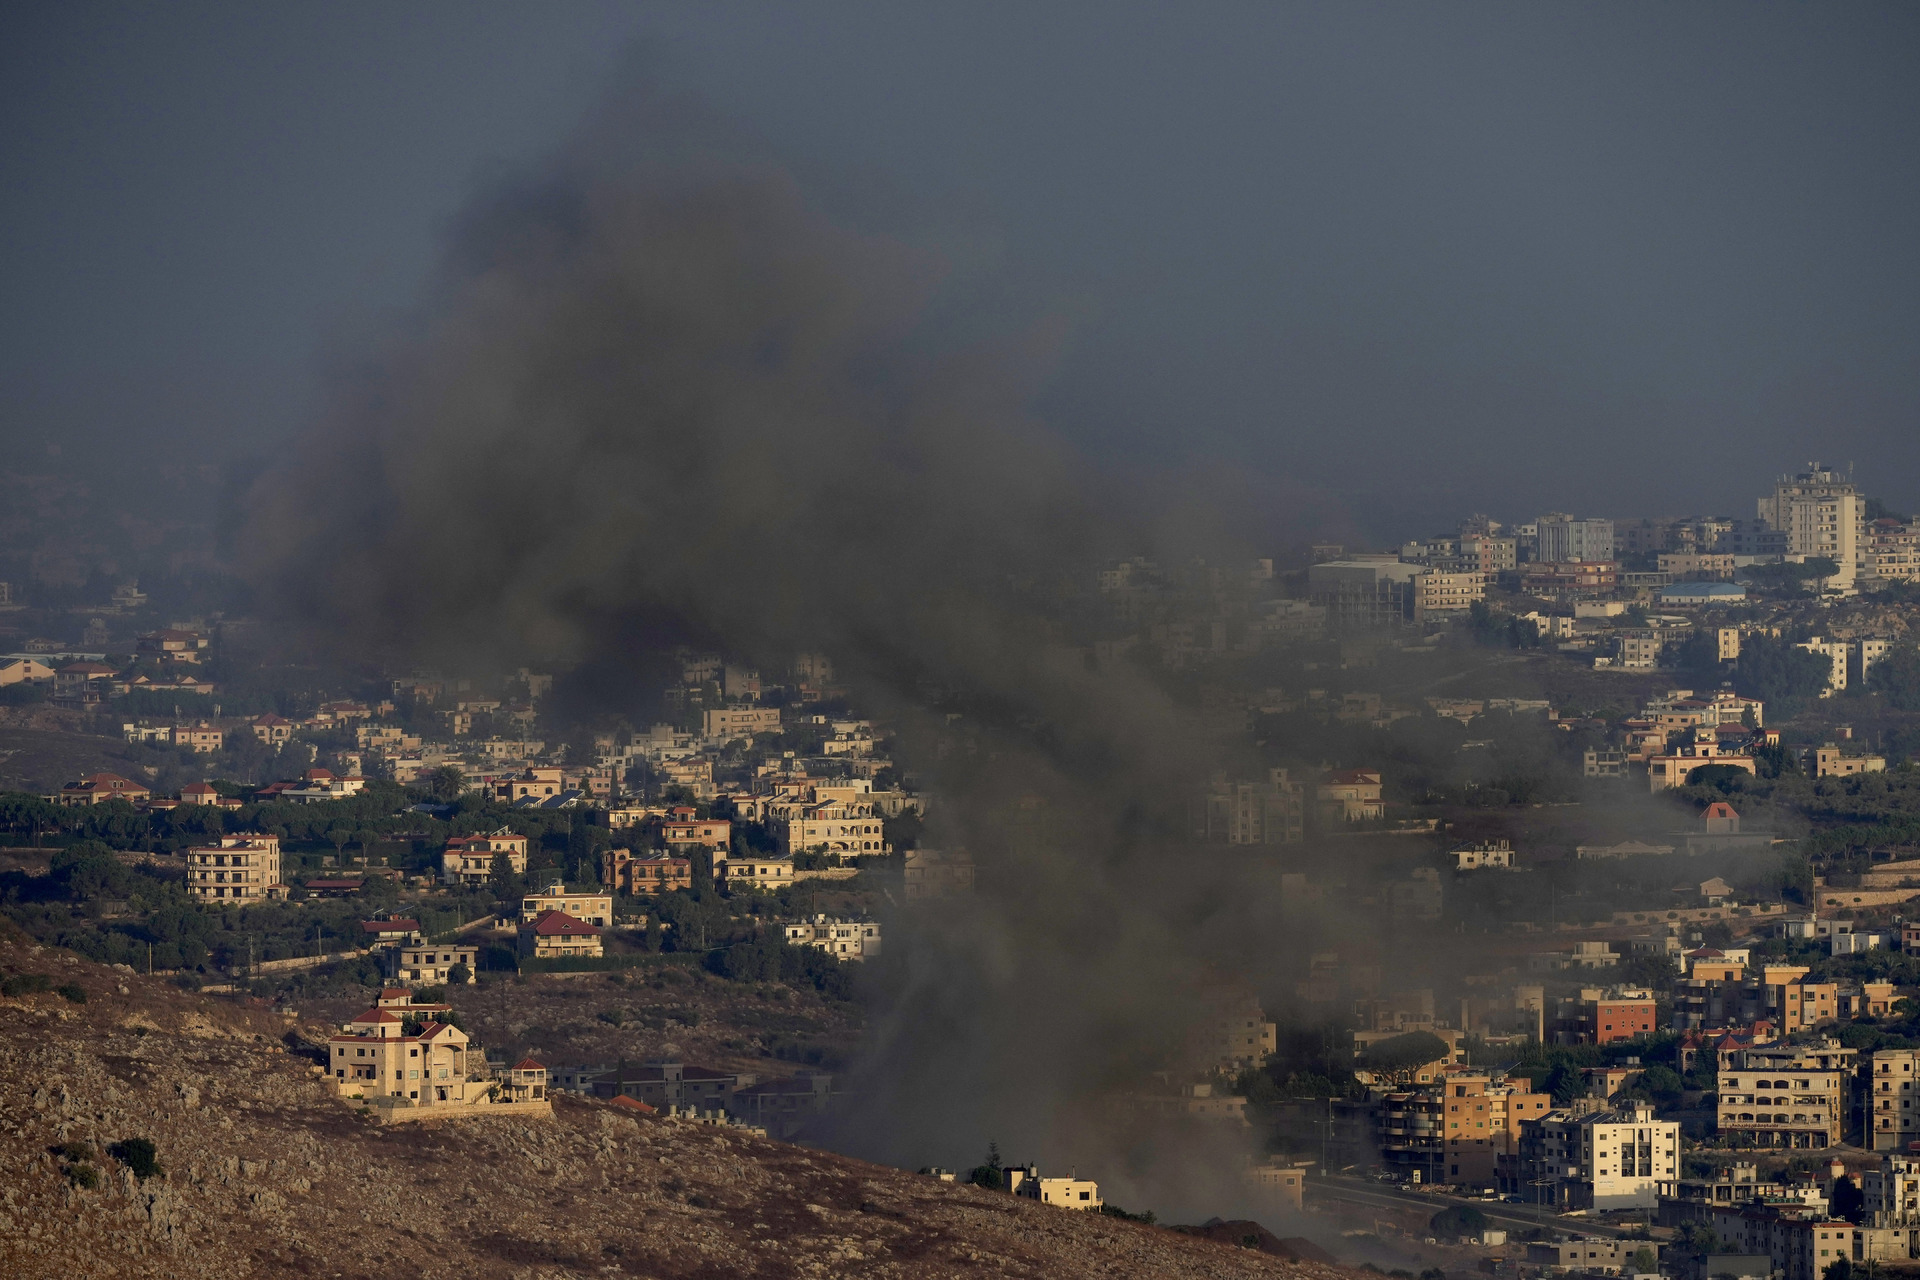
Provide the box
[783,915,882,961]
[701,706,782,740]
[519,881,612,927]
[1862,1154,1920,1224]
[383,943,479,986]
[1758,467,1863,585]
[1870,1052,1920,1152]
[1505,1102,1679,1209]
[1864,519,1920,583]
[1718,1043,1854,1148]
[1535,515,1615,564]
[184,834,283,904]
[782,801,889,859]
[1704,1204,1909,1280]
[1796,637,1850,693]
[602,848,693,895]
[1414,569,1486,618]
[1204,769,1306,844]
[1307,557,1424,629]
[441,828,529,886]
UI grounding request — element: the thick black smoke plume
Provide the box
[244,83,1298,1213]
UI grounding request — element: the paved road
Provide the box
[1307,1176,1646,1239]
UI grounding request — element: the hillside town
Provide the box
[3,460,1920,1279]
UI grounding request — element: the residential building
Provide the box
[1452,839,1515,871]
[1535,516,1616,564]
[384,944,478,985]
[326,1005,483,1105]
[602,848,692,895]
[783,915,882,960]
[1317,769,1384,823]
[502,1058,548,1104]
[1861,1154,1920,1224]
[903,847,975,899]
[1870,1052,1920,1152]
[184,834,284,904]
[1587,988,1659,1045]
[1703,1204,1909,1280]
[1718,1043,1854,1148]
[136,628,208,662]
[661,815,730,853]
[1521,561,1619,596]
[55,772,152,807]
[722,856,794,890]
[782,802,889,859]
[1506,1102,1680,1208]
[248,714,294,745]
[489,766,566,804]
[1307,558,1424,629]
[1759,467,1862,587]
[1648,739,1756,792]
[0,657,56,686]
[1583,749,1628,779]
[1815,745,1887,779]
[1660,553,1737,580]
[518,910,603,960]
[1864,520,1920,583]
[519,881,612,927]
[359,917,423,946]
[1007,1166,1102,1211]
[1525,1238,1636,1271]
[169,722,224,753]
[702,706,781,740]
[730,1070,834,1138]
[1204,768,1306,844]
[1414,569,1487,618]
[1855,638,1897,684]
[442,828,529,886]
[590,1061,739,1111]
[1244,1157,1312,1211]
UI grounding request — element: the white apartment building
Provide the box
[1516,1102,1679,1209]
[1535,516,1615,564]
[1863,1154,1920,1224]
[1870,1051,1920,1152]
[184,834,284,904]
[1759,468,1863,586]
[783,915,882,960]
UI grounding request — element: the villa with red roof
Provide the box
[327,1005,482,1105]
[54,772,152,808]
[1315,768,1384,823]
[518,909,602,960]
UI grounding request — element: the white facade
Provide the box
[783,915,882,960]
[1536,516,1615,564]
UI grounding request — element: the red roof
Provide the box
[1705,802,1740,819]
[609,1095,656,1113]
[252,714,292,726]
[349,1008,403,1024]
[361,920,422,935]
[513,1057,546,1071]
[67,773,144,792]
[528,909,600,937]
[303,877,365,890]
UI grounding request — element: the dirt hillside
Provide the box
[0,930,1360,1279]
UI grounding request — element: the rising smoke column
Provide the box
[242,82,1304,1208]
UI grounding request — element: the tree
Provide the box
[1824,1258,1851,1280]
[425,765,466,803]
[447,962,471,986]
[1866,644,1920,711]
[1832,1176,1864,1223]
[967,1141,1004,1190]
[1632,1247,1658,1274]
[1734,634,1834,717]
[488,852,517,902]
[1360,1031,1451,1084]
[1430,1206,1488,1238]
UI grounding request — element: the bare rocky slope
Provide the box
[0,930,1354,1279]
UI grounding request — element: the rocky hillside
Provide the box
[0,930,1352,1279]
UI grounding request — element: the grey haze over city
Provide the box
[5,3,1920,540]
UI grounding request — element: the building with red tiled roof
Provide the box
[518,909,603,960]
[1316,768,1384,823]
[248,713,294,746]
[1704,802,1741,834]
[55,772,152,808]
[505,1058,549,1103]
[328,1010,480,1105]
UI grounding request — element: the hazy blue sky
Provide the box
[5,3,1918,539]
